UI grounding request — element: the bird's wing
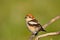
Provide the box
[28,19,40,26]
[28,21,38,24]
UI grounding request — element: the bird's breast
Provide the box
[27,24,39,33]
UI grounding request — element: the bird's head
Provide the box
[25,14,35,21]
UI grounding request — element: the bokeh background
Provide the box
[0,0,60,40]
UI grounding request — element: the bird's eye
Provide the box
[29,16,31,18]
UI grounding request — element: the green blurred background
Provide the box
[0,0,60,40]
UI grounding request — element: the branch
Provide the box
[35,31,60,40]
[35,16,60,40]
[43,16,60,29]
[29,34,35,40]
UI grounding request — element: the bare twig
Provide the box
[35,31,60,40]
[35,16,60,40]
[29,34,35,40]
[43,16,60,29]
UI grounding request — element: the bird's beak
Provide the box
[25,16,27,19]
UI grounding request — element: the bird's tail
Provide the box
[41,27,46,32]
[42,29,46,32]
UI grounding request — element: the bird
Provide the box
[25,14,46,36]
